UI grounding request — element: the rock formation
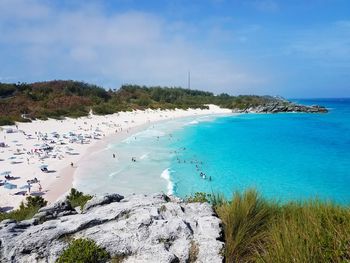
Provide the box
[0,193,224,263]
[233,100,328,114]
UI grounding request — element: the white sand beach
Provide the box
[0,105,231,210]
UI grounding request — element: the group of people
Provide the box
[173,143,213,182]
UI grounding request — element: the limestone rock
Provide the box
[232,99,328,114]
[0,193,224,263]
[83,193,124,212]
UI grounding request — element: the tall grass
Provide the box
[257,201,350,263]
[209,189,350,263]
[215,190,272,262]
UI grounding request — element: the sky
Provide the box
[0,0,349,98]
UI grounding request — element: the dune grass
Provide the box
[207,189,350,263]
[257,201,350,263]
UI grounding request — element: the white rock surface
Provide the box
[0,193,224,263]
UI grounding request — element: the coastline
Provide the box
[45,122,151,203]
[0,105,232,210]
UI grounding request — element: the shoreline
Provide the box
[45,122,152,203]
[0,105,232,210]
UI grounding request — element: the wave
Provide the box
[122,129,165,143]
[188,120,199,125]
[140,153,149,160]
[136,129,165,138]
[108,168,124,178]
[160,168,174,195]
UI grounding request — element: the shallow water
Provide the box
[75,99,350,204]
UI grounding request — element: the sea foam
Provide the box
[161,168,174,195]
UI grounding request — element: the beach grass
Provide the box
[2,189,349,262]
[209,189,350,263]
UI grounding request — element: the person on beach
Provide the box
[39,184,42,192]
[113,154,116,158]
[70,162,74,167]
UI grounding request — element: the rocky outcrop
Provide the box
[233,101,328,114]
[0,193,224,263]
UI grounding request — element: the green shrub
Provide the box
[67,188,93,209]
[0,196,47,222]
[186,192,210,203]
[92,103,116,115]
[0,116,15,126]
[56,238,110,263]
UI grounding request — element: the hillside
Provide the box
[0,193,224,262]
[0,80,327,126]
[1,190,349,262]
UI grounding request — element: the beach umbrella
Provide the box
[1,171,11,176]
[39,164,48,169]
[20,184,30,189]
[8,156,16,160]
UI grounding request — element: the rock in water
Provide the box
[0,193,224,263]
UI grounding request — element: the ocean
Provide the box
[74,99,350,204]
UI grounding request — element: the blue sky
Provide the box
[0,0,349,97]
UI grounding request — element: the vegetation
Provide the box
[0,80,282,125]
[67,188,93,209]
[1,188,348,262]
[56,238,110,263]
[187,189,350,263]
[0,196,47,221]
[186,192,210,203]
[0,189,91,222]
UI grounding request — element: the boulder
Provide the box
[0,193,224,263]
[33,198,76,222]
[83,193,124,212]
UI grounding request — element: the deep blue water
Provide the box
[76,99,350,204]
[169,99,350,203]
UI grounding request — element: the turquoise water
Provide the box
[75,99,350,204]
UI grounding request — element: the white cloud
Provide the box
[0,0,50,20]
[0,0,266,93]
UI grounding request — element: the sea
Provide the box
[74,99,350,204]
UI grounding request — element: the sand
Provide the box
[0,105,232,210]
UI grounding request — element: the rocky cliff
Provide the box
[233,100,328,114]
[0,193,224,263]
